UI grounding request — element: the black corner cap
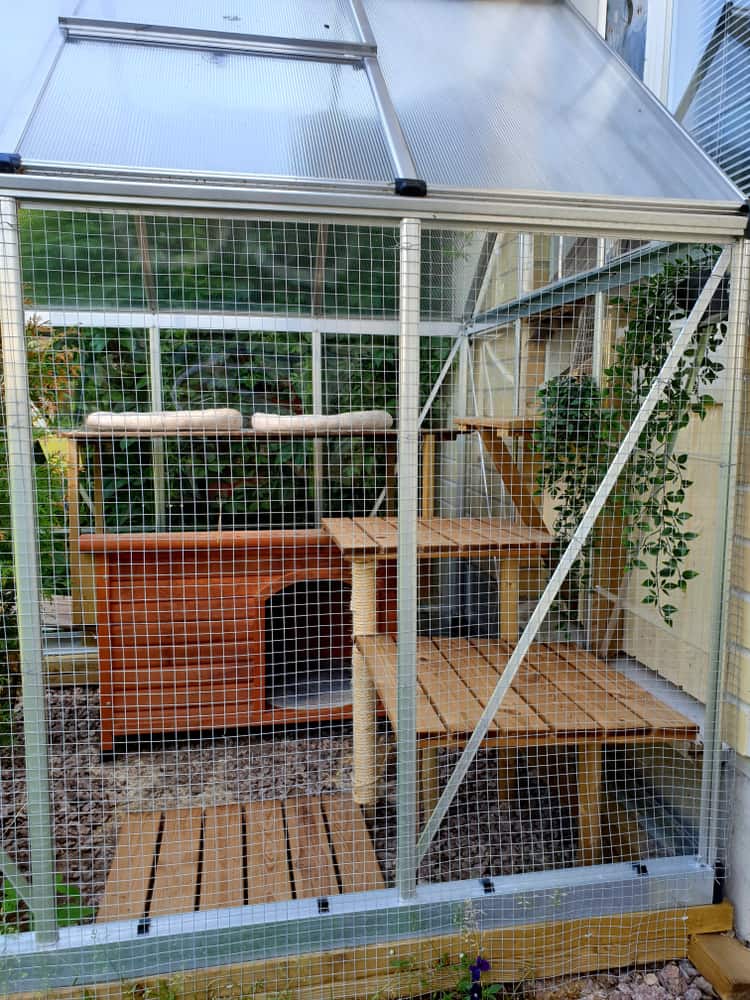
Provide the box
[394,177,427,197]
[0,154,22,174]
[743,198,750,238]
[712,859,726,904]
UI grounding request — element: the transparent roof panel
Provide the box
[76,0,359,41]
[10,0,743,203]
[19,40,392,181]
[365,0,741,201]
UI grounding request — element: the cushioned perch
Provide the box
[250,410,393,432]
[84,409,244,432]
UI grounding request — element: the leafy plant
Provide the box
[0,321,71,742]
[0,874,94,933]
[533,248,726,626]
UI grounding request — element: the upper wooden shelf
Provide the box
[60,427,458,441]
[453,416,538,436]
[321,516,553,561]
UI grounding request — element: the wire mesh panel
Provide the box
[0,204,746,997]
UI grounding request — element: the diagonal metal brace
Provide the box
[416,245,732,866]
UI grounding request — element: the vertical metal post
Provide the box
[135,218,166,531]
[0,197,58,944]
[591,238,607,383]
[514,233,534,416]
[148,322,166,530]
[311,329,324,526]
[396,218,421,898]
[699,239,750,865]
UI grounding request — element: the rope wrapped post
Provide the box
[351,558,379,806]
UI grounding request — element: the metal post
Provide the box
[591,238,607,383]
[416,245,733,864]
[148,322,166,530]
[698,239,750,865]
[0,197,58,944]
[311,328,324,526]
[396,218,421,898]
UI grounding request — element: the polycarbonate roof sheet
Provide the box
[19,40,393,181]
[12,0,743,203]
[77,0,359,42]
[364,0,741,201]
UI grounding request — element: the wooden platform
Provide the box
[356,636,699,745]
[97,795,384,923]
[322,515,553,561]
[355,636,698,865]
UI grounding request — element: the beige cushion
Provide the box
[250,410,393,432]
[84,409,244,432]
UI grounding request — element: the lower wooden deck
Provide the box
[98,795,384,923]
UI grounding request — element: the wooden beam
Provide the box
[16,903,733,1000]
[689,933,750,1000]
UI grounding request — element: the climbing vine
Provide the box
[532,248,726,626]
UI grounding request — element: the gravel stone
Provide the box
[685,988,704,1000]
[693,977,716,996]
[658,963,687,996]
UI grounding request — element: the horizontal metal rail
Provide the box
[59,17,376,63]
[467,241,696,334]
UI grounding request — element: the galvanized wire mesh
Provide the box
[0,205,745,996]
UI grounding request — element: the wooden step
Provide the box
[98,795,384,923]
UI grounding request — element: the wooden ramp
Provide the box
[98,795,384,923]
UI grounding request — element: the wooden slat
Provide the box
[443,639,548,734]
[688,932,750,1000]
[472,639,600,733]
[320,518,380,556]
[530,645,648,731]
[553,644,699,734]
[149,807,203,917]
[97,811,162,923]
[285,796,339,899]
[414,641,484,731]
[356,635,445,734]
[200,805,245,911]
[320,796,385,894]
[244,800,292,904]
[106,681,256,712]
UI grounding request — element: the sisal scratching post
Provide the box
[351,559,379,806]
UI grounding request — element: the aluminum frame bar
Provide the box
[698,239,750,864]
[0,198,58,944]
[59,17,376,64]
[23,309,459,339]
[7,176,745,242]
[347,0,420,179]
[415,245,734,866]
[395,218,421,899]
[468,241,692,335]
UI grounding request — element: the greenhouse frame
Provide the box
[1,1,750,997]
